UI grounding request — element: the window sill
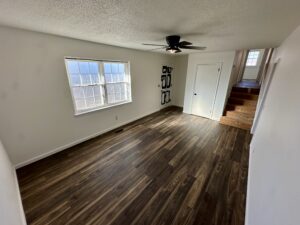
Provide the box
[74,100,132,116]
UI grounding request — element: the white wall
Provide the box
[0,26,177,166]
[243,49,265,80]
[226,50,243,101]
[246,26,300,225]
[0,140,26,225]
[172,55,188,107]
[183,51,235,120]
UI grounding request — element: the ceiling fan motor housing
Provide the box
[166,35,181,47]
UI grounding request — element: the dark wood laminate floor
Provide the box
[17,107,251,225]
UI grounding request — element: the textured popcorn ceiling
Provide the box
[0,0,300,54]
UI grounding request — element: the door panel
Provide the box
[191,64,220,118]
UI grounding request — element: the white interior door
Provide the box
[191,64,221,119]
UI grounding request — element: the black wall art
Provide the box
[165,90,171,103]
[161,90,171,105]
[161,74,167,89]
[161,90,166,105]
[166,74,171,88]
[161,66,172,105]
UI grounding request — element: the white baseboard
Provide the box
[15,108,163,169]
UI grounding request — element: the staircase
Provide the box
[220,86,260,130]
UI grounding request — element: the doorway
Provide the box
[191,64,221,119]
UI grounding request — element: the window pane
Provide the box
[89,62,98,74]
[75,99,86,110]
[78,62,89,74]
[80,74,91,85]
[115,84,121,93]
[84,86,94,98]
[107,84,115,104]
[104,63,127,83]
[107,94,115,104]
[67,61,79,74]
[91,73,100,84]
[106,83,114,95]
[95,96,102,105]
[107,74,117,83]
[111,64,118,74]
[104,63,111,73]
[119,64,125,73]
[118,73,125,82]
[106,83,128,104]
[115,93,121,102]
[85,97,95,108]
[93,86,101,97]
[72,87,84,99]
[120,83,126,100]
[77,62,90,85]
[70,74,81,86]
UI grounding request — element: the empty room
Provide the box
[1,1,300,225]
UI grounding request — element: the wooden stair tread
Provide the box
[226,104,257,113]
[220,116,252,130]
[225,111,254,121]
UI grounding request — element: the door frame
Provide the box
[191,63,222,119]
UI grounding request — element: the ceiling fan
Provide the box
[143,35,206,53]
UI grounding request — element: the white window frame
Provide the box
[246,50,260,67]
[65,57,132,116]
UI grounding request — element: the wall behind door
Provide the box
[183,51,235,120]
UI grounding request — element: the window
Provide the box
[246,50,260,66]
[65,58,132,115]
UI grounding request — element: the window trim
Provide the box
[64,57,132,116]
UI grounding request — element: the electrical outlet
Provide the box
[115,115,118,120]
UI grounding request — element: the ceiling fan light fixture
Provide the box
[144,35,206,53]
[166,47,181,54]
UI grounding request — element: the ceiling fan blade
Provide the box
[180,46,207,50]
[142,43,167,47]
[179,41,192,46]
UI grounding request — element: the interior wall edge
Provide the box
[13,169,27,225]
[0,140,27,225]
